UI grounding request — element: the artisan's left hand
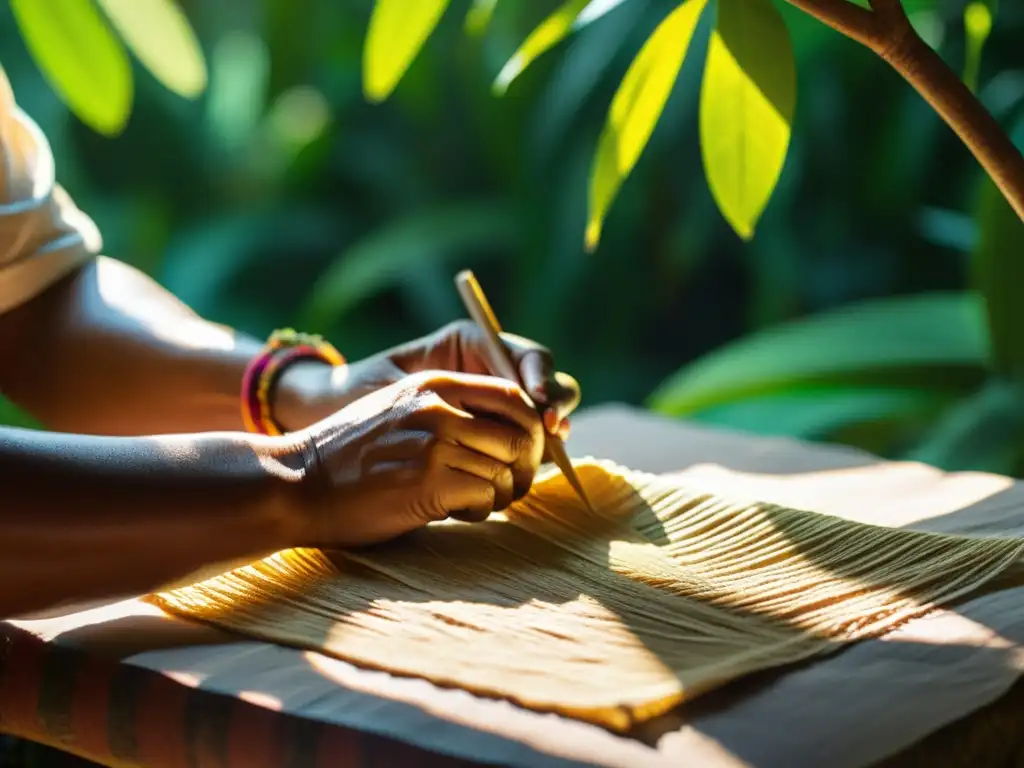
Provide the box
[275,320,580,436]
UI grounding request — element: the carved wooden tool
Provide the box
[455,270,596,514]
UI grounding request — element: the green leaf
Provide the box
[700,0,796,241]
[585,0,708,250]
[649,292,989,416]
[962,0,996,93]
[10,0,133,136]
[493,0,633,95]
[96,0,207,98]
[363,0,451,103]
[690,387,948,440]
[971,118,1024,379]
[0,395,42,430]
[297,201,517,330]
[464,0,499,37]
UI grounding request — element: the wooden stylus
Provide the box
[454,270,595,514]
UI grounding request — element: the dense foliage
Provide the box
[1,0,1023,473]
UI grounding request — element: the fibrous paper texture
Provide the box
[151,461,1024,731]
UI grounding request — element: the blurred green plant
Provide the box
[2,0,1023,479]
[8,0,206,135]
[361,0,1024,473]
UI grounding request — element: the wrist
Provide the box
[242,431,319,548]
[271,359,335,432]
[241,329,344,435]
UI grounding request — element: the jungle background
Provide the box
[1,0,1023,473]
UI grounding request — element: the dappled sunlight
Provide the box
[11,596,165,637]
[672,461,1015,530]
[237,690,283,710]
[150,460,1024,732]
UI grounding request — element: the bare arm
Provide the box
[0,425,302,618]
[0,256,323,436]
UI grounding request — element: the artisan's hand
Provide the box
[276,321,580,437]
[283,370,544,547]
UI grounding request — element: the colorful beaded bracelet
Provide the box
[241,328,344,436]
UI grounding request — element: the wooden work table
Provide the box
[3,404,1024,767]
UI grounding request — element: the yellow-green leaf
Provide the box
[494,0,636,93]
[464,0,499,37]
[493,0,590,94]
[700,0,796,241]
[585,0,708,250]
[10,0,133,136]
[96,0,207,98]
[363,0,451,103]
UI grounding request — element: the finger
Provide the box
[360,429,434,469]
[434,441,515,511]
[547,371,581,423]
[432,466,497,523]
[431,372,544,447]
[437,410,530,465]
[428,406,539,501]
[557,417,571,441]
[517,352,581,432]
[516,347,554,405]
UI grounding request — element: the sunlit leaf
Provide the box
[464,0,499,37]
[363,0,451,103]
[649,293,989,416]
[493,0,633,94]
[962,0,996,92]
[298,202,517,330]
[971,116,1024,378]
[700,0,796,240]
[96,0,207,98]
[585,0,708,250]
[10,0,133,135]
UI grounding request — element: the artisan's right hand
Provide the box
[282,371,545,548]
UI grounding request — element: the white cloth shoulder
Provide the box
[0,67,100,314]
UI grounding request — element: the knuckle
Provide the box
[425,494,451,522]
[507,429,535,459]
[491,462,514,486]
[481,483,496,509]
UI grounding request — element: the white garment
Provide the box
[0,68,100,315]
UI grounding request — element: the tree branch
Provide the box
[866,10,1024,221]
[783,0,879,47]
[787,0,1024,222]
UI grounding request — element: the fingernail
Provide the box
[544,409,559,435]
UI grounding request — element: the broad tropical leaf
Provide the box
[97,0,207,98]
[363,0,451,103]
[493,0,634,94]
[649,293,989,415]
[700,0,796,240]
[10,0,133,135]
[586,0,708,250]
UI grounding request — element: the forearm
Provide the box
[0,256,324,435]
[0,426,302,618]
